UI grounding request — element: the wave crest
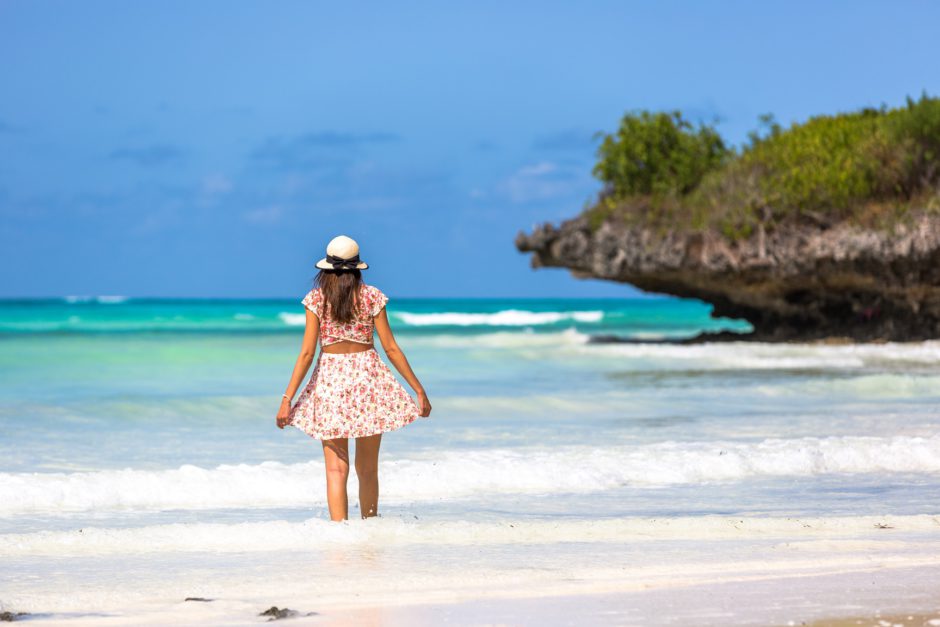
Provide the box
[4,434,940,516]
[395,309,604,327]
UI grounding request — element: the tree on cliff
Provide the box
[592,110,730,199]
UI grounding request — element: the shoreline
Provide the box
[796,613,940,627]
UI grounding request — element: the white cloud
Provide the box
[496,161,582,204]
[201,174,233,195]
[129,201,184,235]
[278,173,308,195]
[242,205,283,224]
[195,174,234,208]
[518,162,559,177]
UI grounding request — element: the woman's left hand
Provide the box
[276,399,292,429]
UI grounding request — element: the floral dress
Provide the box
[287,283,421,440]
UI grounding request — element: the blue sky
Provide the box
[1,0,938,298]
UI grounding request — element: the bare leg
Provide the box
[354,433,382,518]
[321,438,349,521]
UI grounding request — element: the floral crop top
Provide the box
[301,283,389,346]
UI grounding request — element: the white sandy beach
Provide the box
[4,514,940,625]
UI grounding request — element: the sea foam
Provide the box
[278,312,307,326]
[395,309,604,326]
[62,295,129,304]
[3,514,937,557]
[3,434,939,516]
[578,340,940,370]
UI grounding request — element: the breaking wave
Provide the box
[3,434,939,516]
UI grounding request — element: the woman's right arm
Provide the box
[374,308,431,417]
[276,309,319,428]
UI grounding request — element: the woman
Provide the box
[276,235,432,521]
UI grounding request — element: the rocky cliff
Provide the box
[515,212,940,342]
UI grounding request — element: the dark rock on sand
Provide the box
[515,212,940,342]
[260,606,296,620]
[184,597,213,602]
[259,606,318,620]
[0,612,28,622]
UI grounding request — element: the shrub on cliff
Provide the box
[884,93,940,197]
[592,110,730,199]
[587,92,940,237]
[689,107,888,236]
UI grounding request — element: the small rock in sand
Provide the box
[259,606,298,620]
[258,606,318,620]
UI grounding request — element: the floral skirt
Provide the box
[288,346,420,440]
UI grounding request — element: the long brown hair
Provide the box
[313,269,363,323]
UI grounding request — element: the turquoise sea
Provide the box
[2,293,940,624]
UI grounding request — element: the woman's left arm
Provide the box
[276,309,319,428]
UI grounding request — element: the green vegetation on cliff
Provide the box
[586,92,940,238]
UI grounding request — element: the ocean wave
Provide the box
[2,514,935,557]
[3,434,940,516]
[763,374,940,399]
[411,327,590,348]
[284,309,605,330]
[278,312,306,326]
[394,309,604,327]
[579,340,940,370]
[63,295,129,304]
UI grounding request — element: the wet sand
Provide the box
[793,611,940,626]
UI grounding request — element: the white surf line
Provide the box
[395,310,604,326]
[4,434,940,516]
[579,339,940,367]
[2,514,938,557]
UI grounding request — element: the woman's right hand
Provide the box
[416,390,432,417]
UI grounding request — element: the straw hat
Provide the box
[315,235,369,270]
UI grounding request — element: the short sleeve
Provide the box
[301,289,321,316]
[370,286,388,317]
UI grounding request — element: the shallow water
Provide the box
[1,295,939,623]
